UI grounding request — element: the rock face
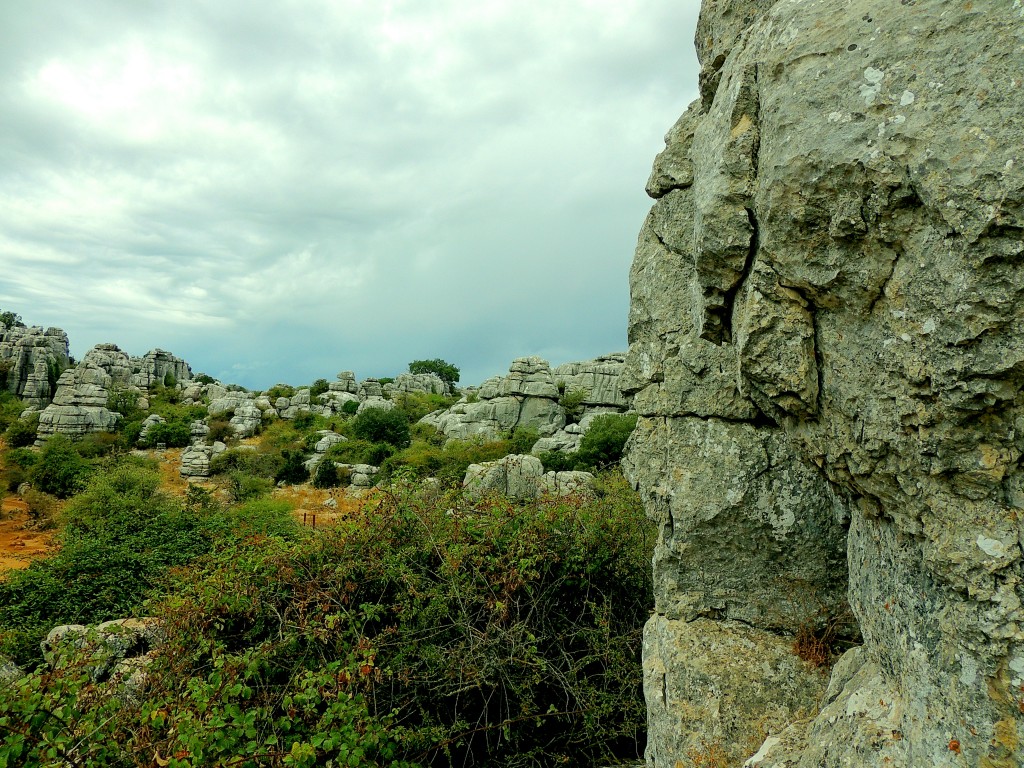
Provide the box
[625,2,1024,766]
[422,355,630,445]
[36,344,192,440]
[0,325,70,408]
[463,454,595,501]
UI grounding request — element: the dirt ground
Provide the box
[0,497,54,576]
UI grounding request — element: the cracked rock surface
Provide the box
[624,1,1024,766]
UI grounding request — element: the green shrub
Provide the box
[352,406,410,448]
[227,471,273,503]
[29,434,90,498]
[309,378,330,397]
[207,417,233,443]
[392,391,457,423]
[193,373,216,385]
[274,449,309,485]
[325,438,395,467]
[311,458,342,488]
[559,386,589,423]
[292,410,323,431]
[75,431,119,458]
[0,392,26,434]
[506,425,540,454]
[3,411,38,448]
[163,371,177,388]
[341,399,359,415]
[574,413,638,470]
[141,420,192,448]
[211,447,285,480]
[538,450,577,472]
[264,384,294,401]
[0,458,218,666]
[408,357,460,385]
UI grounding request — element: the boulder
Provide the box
[0,325,70,408]
[463,454,594,501]
[384,372,451,397]
[625,2,1024,765]
[180,444,213,477]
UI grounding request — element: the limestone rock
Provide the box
[180,444,213,477]
[0,654,23,686]
[357,396,395,414]
[627,2,1024,765]
[384,372,451,397]
[138,414,165,444]
[229,402,263,437]
[551,353,629,410]
[331,371,358,394]
[463,455,595,501]
[0,325,70,408]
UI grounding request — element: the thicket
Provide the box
[539,413,638,473]
[0,472,652,768]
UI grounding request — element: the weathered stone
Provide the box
[180,444,213,477]
[0,325,70,408]
[356,396,395,414]
[627,2,1024,765]
[551,353,629,410]
[0,654,23,686]
[229,402,263,437]
[384,372,451,397]
[464,454,546,501]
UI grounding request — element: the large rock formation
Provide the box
[422,354,630,445]
[0,325,70,408]
[624,2,1024,766]
[36,344,192,440]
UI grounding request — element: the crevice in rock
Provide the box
[715,206,760,345]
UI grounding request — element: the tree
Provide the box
[408,358,460,386]
[351,406,410,448]
[0,310,24,329]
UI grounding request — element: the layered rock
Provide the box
[626,2,1024,766]
[422,355,630,444]
[384,372,451,397]
[0,325,70,408]
[463,454,595,501]
[36,344,192,440]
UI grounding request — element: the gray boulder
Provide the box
[463,454,594,501]
[625,1,1024,765]
[0,325,71,408]
[180,444,213,477]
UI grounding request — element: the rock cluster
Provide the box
[36,344,191,441]
[625,2,1024,766]
[422,355,630,448]
[0,325,70,408]
[463,454,595,501]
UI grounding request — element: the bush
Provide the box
[351,407,410,448]
[4,412,38,448]
[264,384,294,401]
[392,391,457,423]
[309,378,330,397]
[227,471,273,503]
[163,371,177,388]
[409,357,460,385]
[75,431,120,458]
[193,373,216,385]
[142,420,192,448]
[29,434,90,498]
[210,447,285,480]
[311,458,342,488]
[341,399,359,415]
[326,438,395,467]
[574,413,638,470]
[274,449,310,485]
[559,386,589,423]
[0,392,26,434]
[0,458,219,666]
[207,417,233,443]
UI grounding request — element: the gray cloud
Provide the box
[0,0,700,387]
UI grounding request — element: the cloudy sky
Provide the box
[1,1,700,389]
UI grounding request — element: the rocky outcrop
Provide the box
[35,344,192,441]
[463,454,595,501]
[422,355,630,445]
[384,372,451,397]
[0,325,70,408]
[625,2,1024,766]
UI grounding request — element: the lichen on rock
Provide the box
[625,1,1024,766]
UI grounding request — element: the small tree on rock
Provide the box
[408,358,460,386]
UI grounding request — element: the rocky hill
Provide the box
[623,1,1024,766]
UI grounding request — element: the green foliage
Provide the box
[574,413,638,470]
[75,431,120,459]
[163,371,177,388]
[292,409,323,431]
[408,358,460,385]
[0,309,24,329]
[381,434,523,487]
[3,410,38,448]
[309,377,330,397]
[326,438,395,467]
[207,417,233,443]
[264,383,295,401]
[392,391,458,423]
[342,399,359,415]
[377,376,395,386]
[142,420,192,448]
[29,434,90,498]
[352,407,411,448]
[0,458,218,666]
[0,392,23,433]
[227,471,273,503]
[0,359,12,390]
[210,447,285,480]
[311,458,343,489]
[275,449,310,485]
[107,386,142,421]
[46,358,62,394]
[559,386,589,423]
[506,425,540,454]
[193,372,216,385]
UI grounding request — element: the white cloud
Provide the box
[0,0,700,387]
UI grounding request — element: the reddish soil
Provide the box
[0,497,54,576]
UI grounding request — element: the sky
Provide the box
[0,1,700,389]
